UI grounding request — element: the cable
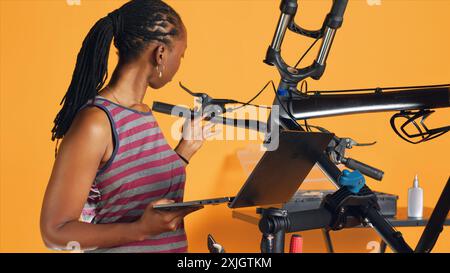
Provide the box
[294,38,320,69]
[229,100,272,110]
[269,80,303,128]
[304,119,311,132]
[228,81,274,111]
[183,35,313,113]
[179,81,271,112]
[299,80,308,94]
[309,83,450,95]
[298,79,311,131]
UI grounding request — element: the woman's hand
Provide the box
[174,110,220,163]
[134,199,202,240]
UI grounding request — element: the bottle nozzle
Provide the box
[413,174,419,188]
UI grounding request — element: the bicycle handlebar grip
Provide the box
[345,158,384,181]
[287,208,332,233]
[152,101,176,115]
[152,101,195,118]
[152,101,267,132]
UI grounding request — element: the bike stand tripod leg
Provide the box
[257,206,334,253]
[380,240,387,253]
[322,229,335,253]
[279,118,414,253]
[269,229,286,253]
[415,176,450,252]
[258,208,288,253]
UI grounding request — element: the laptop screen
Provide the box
[229,130,333,208]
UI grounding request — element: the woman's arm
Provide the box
[40,107,144,250]
[41,107,201,251]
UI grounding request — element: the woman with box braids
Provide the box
[42,0,215,253]
[51,0,184,150]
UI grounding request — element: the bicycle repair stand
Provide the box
[257,174,450,253]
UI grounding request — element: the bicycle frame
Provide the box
[152,0,449,253]
[265,0,449,253]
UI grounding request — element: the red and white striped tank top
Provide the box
[78,95,187,253]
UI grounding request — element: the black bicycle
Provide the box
[152,0,450,253]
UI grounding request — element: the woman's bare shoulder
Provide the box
[63,105,111,145]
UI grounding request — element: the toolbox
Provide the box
[283,190,399,217]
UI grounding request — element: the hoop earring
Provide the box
[156,65,163,78]
[160,64,165,78]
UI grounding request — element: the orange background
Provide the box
[0,0,449,253]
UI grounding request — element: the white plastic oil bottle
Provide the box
[407,174,423,218]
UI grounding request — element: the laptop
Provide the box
[153,130,333,210]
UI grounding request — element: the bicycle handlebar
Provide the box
[152,101,268,131]
[343,157,384,181]
[153,101,384,181]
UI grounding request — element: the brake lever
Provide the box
[179,82,240,115]
[329,137,377,163]
[179,81,212,103]
[306,124,376,149]
[345,139,377,148]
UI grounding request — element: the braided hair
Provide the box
[51,0,183,157]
